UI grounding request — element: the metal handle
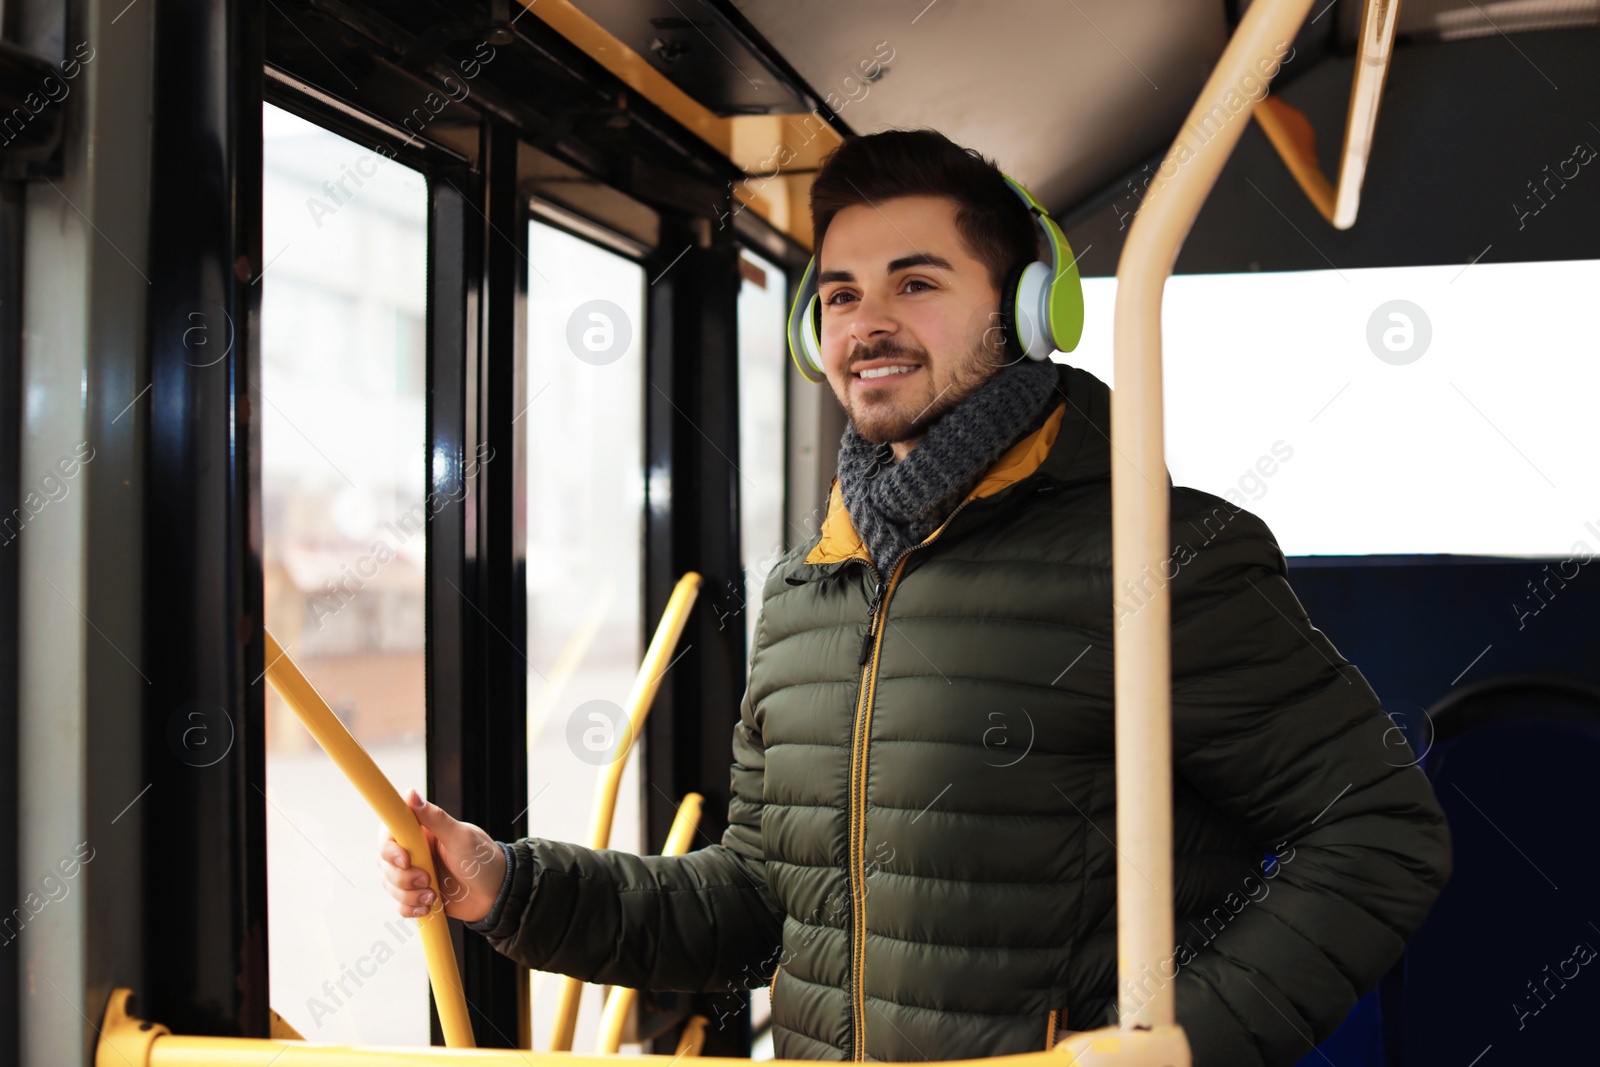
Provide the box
[261,629,476,1049]
[1254,0,1402,228]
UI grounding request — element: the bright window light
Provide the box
[1063,260,1600,558]
[261,102,430,1045]
[522,218,647,1055]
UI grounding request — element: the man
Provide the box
[378,129,1451,1064]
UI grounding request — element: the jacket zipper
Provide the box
[846,497,978,1061]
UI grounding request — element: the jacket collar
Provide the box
[790,362,1110,580]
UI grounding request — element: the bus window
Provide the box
[523,217,647,1052]
[1068,260,1600,557]
[736,249,789,661]
[261,103,430,1044]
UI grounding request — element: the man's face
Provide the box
[816,195,1009,454]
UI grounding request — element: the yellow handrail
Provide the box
[98,986,1193,1065]
[1255,0,1402,228]
[548,571,703,1051]
[596,793,705,1053]
[673,1016,709,1057]
[261,629,476,1049]
[1111,0,1315,1036]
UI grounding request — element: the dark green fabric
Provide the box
[476,363,1451,1064]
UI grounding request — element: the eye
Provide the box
[903,278,935,293]
[824,289,857,307]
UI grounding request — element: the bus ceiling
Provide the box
[532,0,1600,272]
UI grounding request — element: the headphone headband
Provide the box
[786,172,1084,383]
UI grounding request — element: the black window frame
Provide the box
[138,0,819,1049]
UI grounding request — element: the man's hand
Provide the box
[376,789,507,924]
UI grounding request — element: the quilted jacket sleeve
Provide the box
[1164,495,1451,1067]
[472,610,786,993]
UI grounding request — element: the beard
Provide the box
[838,333,1005,446]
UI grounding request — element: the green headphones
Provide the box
[785,173,1085,384]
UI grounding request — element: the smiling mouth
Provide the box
[853,364,920,383]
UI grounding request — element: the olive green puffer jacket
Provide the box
[475,363,1451,1064]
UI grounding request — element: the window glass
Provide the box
[261,102,430,1044]
[1066,261,1600,557]
[736,249,789,658]
[523,217,647,1052]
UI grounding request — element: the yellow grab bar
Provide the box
[673,1015,709,1057]
[548,571,703,1051]
[596,793,705,1053]
[1255,0,1402,228]
[99,986,1190,1066]
[261,629,476,1049]
[1111,0,1315,1036]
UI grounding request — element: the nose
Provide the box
[846,288,898,350]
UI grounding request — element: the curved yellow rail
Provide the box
[596,793,705,1053]
[1255,0,1401,228]
[261,629,475,1049]
[1111,0,1315,1035]
[548,571,703,1051]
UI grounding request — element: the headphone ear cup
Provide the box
[997,264,1025,362]
[1000,171,1083,357]
[786,257,827,383]
[1037,214,1085,354]
[1012,260,1055,360]
[802,294,823,375]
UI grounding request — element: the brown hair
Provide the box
[809,128,1039,292]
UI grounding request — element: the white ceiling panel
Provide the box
[731,0,1231,211]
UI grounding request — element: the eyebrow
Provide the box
[817,252,954,286]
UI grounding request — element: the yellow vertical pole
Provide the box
[1111,0,1316,1031]
[595,793,704,1053]
[546,572,702,1051]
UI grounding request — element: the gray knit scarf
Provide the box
[837,358,1060,574]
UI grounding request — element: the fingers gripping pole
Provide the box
[596,793,705,1053]
[1111,0,1316,1034]
[261,629,476,1049]
[548,572,703,1052]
